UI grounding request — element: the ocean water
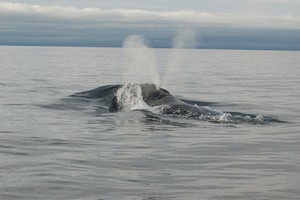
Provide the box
[0,46,300,200]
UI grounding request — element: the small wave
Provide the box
[153,104,273,124]
[207,113,268,124]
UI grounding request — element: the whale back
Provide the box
[139,83,179,107]
[71,83,285,124]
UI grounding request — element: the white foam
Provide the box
[116,83,159,113]
[216,112,233,123]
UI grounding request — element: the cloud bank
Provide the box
[0,2,300,50]
[1,2,300,28]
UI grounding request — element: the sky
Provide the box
[0,0,300,50]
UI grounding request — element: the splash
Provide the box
[116,83,144,110]
[115,83,158,113]
[122,35,160,85]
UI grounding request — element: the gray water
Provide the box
[1,46,300,200]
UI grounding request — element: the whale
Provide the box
[71,83,285,124]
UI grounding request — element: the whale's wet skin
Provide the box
[71,83,283,124]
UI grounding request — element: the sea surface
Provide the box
[1,46,300,200]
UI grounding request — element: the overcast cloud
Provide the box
[0,2,300,50]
